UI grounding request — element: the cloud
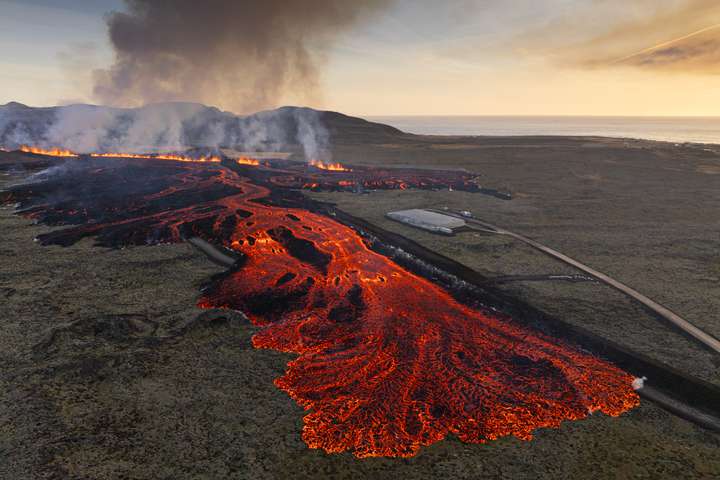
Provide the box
[612,26,720,73]
[513,0,720,74]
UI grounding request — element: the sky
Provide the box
[0,0,719,116]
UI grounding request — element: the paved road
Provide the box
[430,209,720,357]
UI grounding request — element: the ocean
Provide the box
[367,116,720,145]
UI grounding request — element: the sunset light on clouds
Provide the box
[1,0,719,115]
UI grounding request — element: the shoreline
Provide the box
[367,116,720,148]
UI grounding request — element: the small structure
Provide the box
[385,209,466,235]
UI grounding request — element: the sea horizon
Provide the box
[366,115,720,145]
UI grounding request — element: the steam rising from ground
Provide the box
[0,102,334,161]
[93,0,391,113]
[8,0,392,159]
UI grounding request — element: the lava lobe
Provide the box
[2,156,639,457]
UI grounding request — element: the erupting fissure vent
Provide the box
[310,159,352,171]
[2,155,639,458]
[89,152,221,162]
[20,145,78,157]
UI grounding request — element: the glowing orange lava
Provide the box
[4,160,640,458]
[20,145,78,157]
[154,153,221,162]
[186,168,638,458]
[236,156,260,166]
[90,152,152,159]
[88,152,223,162]
[310,159,351,171]
[24,147,256,165]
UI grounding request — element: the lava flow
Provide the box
[90,152,153,159]
[20,145,78,157]
[236,156,260,166]
[310,159,351,171]
[90,152,221,162]
[1,155,639,458]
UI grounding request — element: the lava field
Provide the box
[1,154,640,457]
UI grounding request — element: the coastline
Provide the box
[367,115,720,146]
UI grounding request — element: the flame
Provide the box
[89,152,221,163]
[153,153,221,162]
[20,145,78,157]
[310,159,351,172]
[236,156,260,166]
[90,152,152,159]
[89,152,258,165]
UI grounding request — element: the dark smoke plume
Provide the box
[93,0,391,113]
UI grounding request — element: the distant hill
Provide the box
[0,102,407,155]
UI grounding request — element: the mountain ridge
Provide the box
[0,102,406,155]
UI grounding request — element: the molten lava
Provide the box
[90,152,154,159]
[236,156,260,166]
[153,153,221,162]
[90,152,253,164]
[2,156,639,458]
[91,152,221,162]
[310,159,351,171]
[20,145,78,157]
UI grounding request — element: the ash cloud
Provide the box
[93,0,391,113]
